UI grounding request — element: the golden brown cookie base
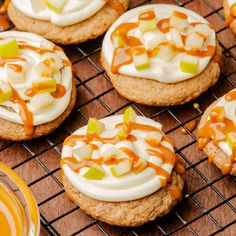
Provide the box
[62,171,184,227]
[223,0,236,35]
[8,1,129,45]
[198,100,236,176]
[0,80,77,141]
[101,43,222,106]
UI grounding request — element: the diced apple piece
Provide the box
[181,25,194,36]
[30,0,46,13]
[32,77,57,94]
[30,93,54,112]
[169,10,188,31]
[180,55,199,74]
[40,40,54,51]
[117,124,130,138]
[102,147,120,162]
[110,159,131,177]
[169,28,184,48]
[145,131,163,144]
[6,62,29,84]
[156,43,177,61]
[46,0,67,14]
[185,32,205,50]
[131,46,150,70]
[133,158,147,174]
[87,118,105,136]
[226,130,236,150]
[35,52,63,77]
[124,106,136,122]
[138,8,157,33]
[142,30,166,50]
[111,29,125,48]
[83,164,105,180]
[73,145,93,160]
[0,37,20,58]
[194,24,212,38]
[0,82,13,103]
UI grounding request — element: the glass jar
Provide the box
[0,162,40,236]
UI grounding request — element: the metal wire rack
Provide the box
[1,0,236,235]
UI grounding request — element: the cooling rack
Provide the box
[0,0,235,235]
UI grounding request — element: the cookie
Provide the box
[197,90,236,176]
[61,107,185,226]
[8,0,129,45]
[223,0,236,35]
[0,31,76,141]
[101,4,222,106]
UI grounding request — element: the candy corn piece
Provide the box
[138,8,157,33]
[0,37,20,58]
[0,82,13,103]
[110,159,131,177]
[131,45,150,70]
[169,10,188,31]
[87,118,105,136]
[180,55,199,74]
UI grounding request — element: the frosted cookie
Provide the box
[101,4,222,106]
[197,89,236,176]
[0,31,76,141]
[0,162,40,236]
[223,0,236,35]
[61,107,184,226]
[7,0,129,45]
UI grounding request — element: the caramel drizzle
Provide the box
[104,0,125,15]
[62,121,177,187]
[111,19,215,73]
[197,98,236,175]
[225,2,236,26]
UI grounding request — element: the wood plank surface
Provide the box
[0,0,235,235]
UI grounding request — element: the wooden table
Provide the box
[1,0,235,235]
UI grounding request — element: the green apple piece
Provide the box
[142,30,166,50]
[30,0,46,13]
[180,55,199,74]
[6,62,29,84]
[0,82,13,103]
[33,77,57,94]
[110,159,131,177]
[73,145,93,160]
[0,37,20,58]
[102,147,120,162]
[35,52,63,77]
[123,106,136,122]
[226,131,236,150]
[87,118,105,136]
[156,43,177,61]
[169,28,184,48]
[117,125,130,138]
[83,164,105,180]
[145,131,163,144]
[194,24,212,38]
[185,32,205,50]
[40,40,54,51]
[46,0,67,14]
[131,46,150,71]
[169,10,188,30]
[111,34,125,48]
[30,93,54,113]
[133,158,147,174]
[138,8,157,33]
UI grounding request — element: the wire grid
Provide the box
[1,0,236,235]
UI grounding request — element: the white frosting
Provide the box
[214,89,236,157]
[62,115,175,202]
[102,4,216,83]
[0,31,72,126]
[11,0,105,26]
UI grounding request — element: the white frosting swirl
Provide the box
[11,0,106,26]
[0,31,72,126]
[102,4,216,83]
[214,89,236,156]
[61,115,175,202]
